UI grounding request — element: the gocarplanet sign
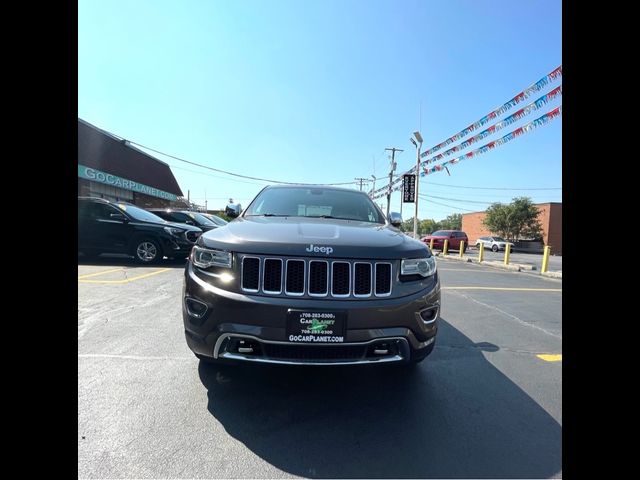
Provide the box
[78,165,178,201]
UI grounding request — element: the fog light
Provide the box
[185,298,208,318]
[419,305,439,323]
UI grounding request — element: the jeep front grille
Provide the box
[240,256,392,298]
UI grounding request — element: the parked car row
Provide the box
[419,230,515,253]
[78,197,229,263]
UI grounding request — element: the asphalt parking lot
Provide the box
[78,255,562,478]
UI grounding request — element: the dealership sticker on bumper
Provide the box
[287,310,346,343]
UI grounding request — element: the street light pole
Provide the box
[412,131,423,239]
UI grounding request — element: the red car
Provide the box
[421,230,469,252]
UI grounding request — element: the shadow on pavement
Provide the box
[78,253,187,268]
[198,319,561,478]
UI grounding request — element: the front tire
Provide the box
[132,238,162,264]
[492,244,499,252]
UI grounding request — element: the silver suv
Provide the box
[475,236,515,252]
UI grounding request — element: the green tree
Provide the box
[439,213,462,230]
[508,197,542,241]
[483,203,511,239]
[483,197,542,242]
[401,217,414,233]
[420,219,440,235]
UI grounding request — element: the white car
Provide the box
[475,236,515,252]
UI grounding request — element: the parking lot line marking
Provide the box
[449,289,562,339]
[443,286,561,292]
[77,267,125,279]
[438,268,509,272]
[537,354,562,362]
[78,268,172,284]
[78,353,192,361]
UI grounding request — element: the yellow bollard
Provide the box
[443,239,449,255]
[478,242,484,262]
[429,238,434,250]
[541,245,551,273]
[459,240,465,258]
[503,243,511,265]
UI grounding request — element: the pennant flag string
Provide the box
[419,65,562,159]
[371,106,562,199]
[420,86,561,166]
[369,65,562,198]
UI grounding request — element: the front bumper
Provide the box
[182,262,440,365]
[160,237,195,257]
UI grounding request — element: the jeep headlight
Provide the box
[401,256,436,277]
[192,246,232,269]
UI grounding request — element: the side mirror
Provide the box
[225,203,241,218]
[388,211,402,228]
[110,213,127,222]
[185,220,195,225]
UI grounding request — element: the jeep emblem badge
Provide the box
[305,244,334,255]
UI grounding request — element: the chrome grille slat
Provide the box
[262,258,283,294]
[285,259,305,296]
[331,261,351,297]
[241,257,260,292]
[308,260,329,296]
[353,262,372,297]
[240,256,392,298]
[375,262,392,296]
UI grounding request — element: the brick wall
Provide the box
[547,203,562,254]
[461,212,487,244]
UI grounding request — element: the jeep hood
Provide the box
[198,217,430,259]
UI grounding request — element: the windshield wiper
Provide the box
[247,213,290,217]
[306,215,337,219]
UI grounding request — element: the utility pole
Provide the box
[354,178,369,191]
[385,147,403,218]
[370,175,376,196]
[411,132,423,238]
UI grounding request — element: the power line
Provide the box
[354,178,370,191]
[423,181,562,191]
[418,195,477,212]
[129,140,360,186]
[88,122,360,186]
[422,194,499,205]
[168,163,269,187]
[422,186,562,198]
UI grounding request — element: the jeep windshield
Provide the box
[244,187,385,224]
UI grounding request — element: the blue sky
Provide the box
[78,0,562,220]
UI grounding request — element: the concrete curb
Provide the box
[433,253,472,263]
[541,270,562,279]
[479,260,522,271]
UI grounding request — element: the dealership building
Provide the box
[78,118,184,208]
[461,202,562,254]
